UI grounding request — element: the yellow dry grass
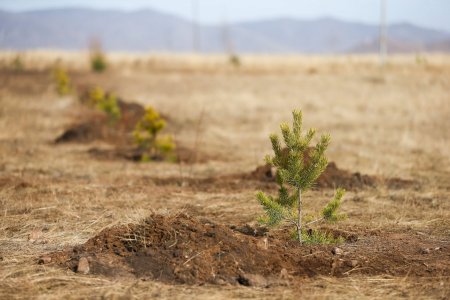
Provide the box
[0,51,449,299]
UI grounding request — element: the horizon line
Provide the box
[1,6,449,33]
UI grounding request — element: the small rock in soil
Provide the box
[213,277,229,286]
[237,273,268,287]
[345,260,359,268]
[77,257,90,274]
[332,247,343,255]
[28,230,42,243]
[257,237,269,250]
[279,268,291,280]
[38,256,52,264]
[421,248,431,254]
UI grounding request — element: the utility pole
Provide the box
[379,0,387,65]
[192,0,200,52]
[222,14,233,55]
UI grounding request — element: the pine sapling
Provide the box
[87,86,121,125]
[91,52,107,73]
[133,106,175,161]
[53,67,72,96]
[89,39,107,72]
[257,109,346,244]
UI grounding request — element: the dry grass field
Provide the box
[0,51,449,299]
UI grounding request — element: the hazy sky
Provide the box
[2,0,450,32]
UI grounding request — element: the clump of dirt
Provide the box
[245,147,417,190]
[140,159,416,192]
[247,162,417,190]
[55,99,147,145]
[46,214,449,286]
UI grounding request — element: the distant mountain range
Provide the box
[1,8,449,53]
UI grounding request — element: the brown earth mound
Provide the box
[245,147,417,190]
[147,161,416,192]
[247,162,417,190]
[55,99,154,145]
[45,214,449,286]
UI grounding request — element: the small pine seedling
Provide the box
[229,54,241,67]
[257,109,346,244]
[133,106,175,161]
[88,86,121,125]
[90,51,107,73]
[12,54,24,71]
[53,67,72,96]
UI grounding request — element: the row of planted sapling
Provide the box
[52,67,175,161]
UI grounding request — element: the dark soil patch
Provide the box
[55,99,166,145]
[246,162,418,190]
[47,214,450,286]
[244,147,418,190]
[144,161,417,192]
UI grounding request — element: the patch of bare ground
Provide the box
[55,98,147,145]
[46,214,449,287]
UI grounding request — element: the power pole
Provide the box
[222,15,233,55]
[191,0,200,52]
[379,0,387,65]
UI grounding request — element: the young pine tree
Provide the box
[53,67,72,96]
[133,106,175,161]
[257,110,346,244]
[87,87,121,125]
[89,39,107,73]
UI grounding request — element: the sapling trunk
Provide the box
[297,188,302,244]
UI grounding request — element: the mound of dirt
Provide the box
[245,147,417,190]
[55,115,109,144]
[55,99,161,145]
[46,214,449,286]
[247,162,416,190]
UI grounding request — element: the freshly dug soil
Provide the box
[147,161,417,192]
[47,214,449,286]
[247,162,417,190]
[55,99,162,145]
[245,147,417,190]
